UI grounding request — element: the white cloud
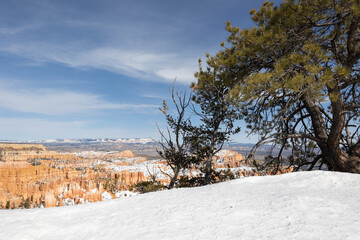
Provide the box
[81,48,198,84]
[0,0,222,85]
[0,43,198,84]
[156,66,197,84]
[0,86,157,115]
[140,94,169,100]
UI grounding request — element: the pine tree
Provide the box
[195,0,360,173]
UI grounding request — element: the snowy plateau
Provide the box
[0,171,359,240]
[3,138,156,144]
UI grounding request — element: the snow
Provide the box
[216,149,235,157]
[115,190,137,198]
[101,191,112,201]
[1,171,359,240]
[14,138,156,144]
[62,198,75,206]
[113,138,154,144]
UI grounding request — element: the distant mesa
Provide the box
[0,143,57,162]
[0,138,156,145]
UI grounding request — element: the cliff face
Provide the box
[0,144,145,209]
[0,162,102,208]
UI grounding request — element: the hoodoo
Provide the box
[0,144,145,209]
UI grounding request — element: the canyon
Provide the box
[0,144,145,209]
[0,143,292,209]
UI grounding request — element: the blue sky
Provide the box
[0,0,281,142]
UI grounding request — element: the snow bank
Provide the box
[0,171,359,240]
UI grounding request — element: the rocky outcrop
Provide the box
[215,150,245,168]
[0,144,80,163]
[0,144,53,162]
[109,150,136,158]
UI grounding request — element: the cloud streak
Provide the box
[0,86,157,115]
[0,0,209,85]
[0,43,198,84]
[0,24,42,35]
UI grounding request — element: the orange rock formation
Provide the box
[0,144,294,209]
[0,144,145,209]
[214,150,245,168]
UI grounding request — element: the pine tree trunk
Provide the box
[324,88,360,173]
[204,157,213,184]
[322,145,360,173]
[169,168,180,189]
[302,91,360,173]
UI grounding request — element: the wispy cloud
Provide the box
[0,0,206,85]
[0,43,198,84]
[0,86,157,115]
[140,94,169,100]
[0,24,42,35]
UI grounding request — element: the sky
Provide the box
[0,0,282,142]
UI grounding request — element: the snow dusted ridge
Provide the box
[1,171,359,240]
[0,138,155,144]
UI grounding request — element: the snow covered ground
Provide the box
[0,171,359,240]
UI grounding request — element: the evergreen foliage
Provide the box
[133,181,165,194]
[157,81,240,187]
[195,0,360,173]
[190,61,240,183]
